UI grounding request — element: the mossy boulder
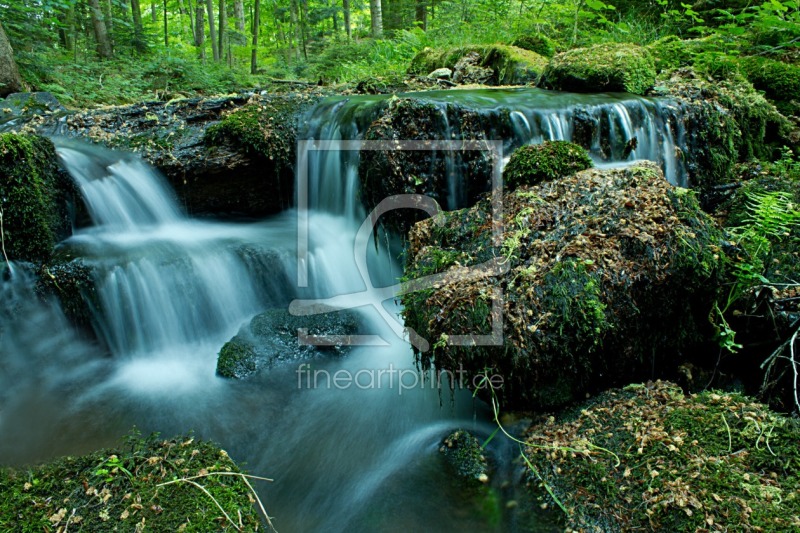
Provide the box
[402,163,722,409]
[524,381,800,531]
[503,141,593,190]
[0,432,263,532]
[36,257,98,330]
[740,56,800,117]
[540,43,656,95]
[440,430,489,483]
[652,69,791,196]
[0,133,73,263]
[217,306,362,379]
[510,34,557,58]
[646,35,726,74]
[409,45,548,86]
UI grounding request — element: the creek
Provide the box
[0,88,686,532]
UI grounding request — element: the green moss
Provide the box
[0,431,262,532]
[408,45,548,85]
[204,100,298,167]
[525,382,800,531]
[36,258,98,330]
[440,430,489,482]
[216,338,257,379]
[511,34,557,58]
[403,163,722,409]
[541,43,656,95]
[0,133,71,263]
[741,56,800,116]
[502,141,593,190]
[647,35,727,74]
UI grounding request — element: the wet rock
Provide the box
[409,45,548,86]
[216,306,362,379]
[503,141,593,190]
[15,92,323,218]
[540,43,656,95]
[440,430,489,483]
[36,257,98,332]
[0,92,65,126]
[402,163,722,409]
[0,133,76,263]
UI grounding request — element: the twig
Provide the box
[0,205,9,268]
[165,478,239,531]
[721,413,732,453]
[790,326,800,413]
[157,472,277,532]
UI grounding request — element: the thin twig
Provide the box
[0,205,10,268]
[721,413,732,453]
[790,326,800,413]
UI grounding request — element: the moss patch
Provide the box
[440,430,489,483]
[402,163,722,409]
[511,34,557,58]
[541,43,656,95]
[741,56,800,117]
[524,381,800,531]
[36,258,97,330]
[503,141,593,190]
[408,45,548,85]
[0,432,263,532]
[0,133,72,263]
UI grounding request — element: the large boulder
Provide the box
[502,141,593,190]
[217,306,362,379]
[0,133,75,263]
[402,162,722,409]
[409,45,548,86]
[740,56,800,117]
[540,43,656,95]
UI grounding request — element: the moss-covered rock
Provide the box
[503,141,593,190]
[402,163,722,409]
[0,431,264,532]
[524,381,800,531]
[0,133,73,263]
[652,69,791,195]
[741,56,800,117]
[646,35,726,74]
[540,43,656,95]
[440,430,489,483]
[511,34,557,58]
[409,45,548,86]
[36,257,98,330]
[217,306,362,379]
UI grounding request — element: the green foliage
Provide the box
[541,42,657,94]
[510,34,557,57]
[0,431,263,532]
[0,133,70,263]
[502,141,593,190]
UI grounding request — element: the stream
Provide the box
[0,88,686,532]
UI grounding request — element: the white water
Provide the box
[0,88,688,531]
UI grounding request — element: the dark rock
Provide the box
[440,430,489,483]
[217,306,362,379]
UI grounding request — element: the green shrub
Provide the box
[502,141,593,190]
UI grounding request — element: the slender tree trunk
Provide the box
[218,0,226,60]
[130,0,145,51]
[206,0,219,61]
[251,0,260,74]
[416,0,427,30]
[59,6,76,51]
[299,0,308,60]
[152,0,157,22]
[105,0,115,51]
[370,0,383,38]
[163,0,169,45]
[234,0,245,32]
[290,0,300,60]
[195,5,206,60]
[89,0,114,59]
[0,22,25,97]
[181,0,195,39]
[342,0,351,39]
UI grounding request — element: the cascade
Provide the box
[0,87,689,532]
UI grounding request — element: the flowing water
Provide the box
[0,88,686,532]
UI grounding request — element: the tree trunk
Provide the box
[416,0,427,30]
[59,6,76,52]
[299,0,308,60]
[164,0,169,45]
[342,0,351,39]
[89,0,114,59]
[131,0,146,52]
[218,0,226,60]
[206,0,220,61]
[151,0,157,22]
[370,0,383,38]
[195,5,206,60]
[105,0,115,48]
[290,0,300,60]
[234,0,245,32]
[0,23,25,97]
[250,0,260,74]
